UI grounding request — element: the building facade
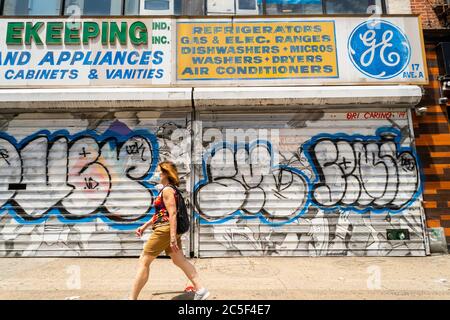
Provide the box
[0,0,435,257]
[410,0,450,252]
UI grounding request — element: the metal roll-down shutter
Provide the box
[0,106,192,257]
[193,109,427,257]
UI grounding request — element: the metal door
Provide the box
[0,110,192,257]
[194,109,427,257]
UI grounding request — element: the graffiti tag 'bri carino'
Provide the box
[0,129,159,229]
[194,128,421,225]
[194,140,311,226]
[303,128,421,213]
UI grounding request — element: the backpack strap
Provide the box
[159,185,178,207]
[158,184,176,194]
[169,184,180,195]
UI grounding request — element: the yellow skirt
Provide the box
[143,224,182,257]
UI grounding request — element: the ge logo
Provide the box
[348,20,411,79]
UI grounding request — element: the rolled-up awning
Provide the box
[0,87,193,111]
[193,85,423,111]
[0,85,422,112]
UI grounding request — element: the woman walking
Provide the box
[130,161,210,300]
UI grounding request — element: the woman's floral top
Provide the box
[150,188,171,226]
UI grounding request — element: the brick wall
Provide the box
[413,43,450,248]
[410,0,445,29]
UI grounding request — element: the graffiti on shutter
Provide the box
[195,111,425,257]
[0,112,191,256]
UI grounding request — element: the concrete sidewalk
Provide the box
[1,255,450,300]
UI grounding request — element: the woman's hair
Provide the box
[158,161,180,187]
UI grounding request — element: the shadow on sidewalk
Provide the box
[151,291,195,300]
[171,292,195,300]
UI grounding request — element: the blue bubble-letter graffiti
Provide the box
[304,128,421,213]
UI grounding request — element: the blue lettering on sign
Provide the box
[348,19,411,80]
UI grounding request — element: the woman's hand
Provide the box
[170,237,179,253]
[135,225,146,238]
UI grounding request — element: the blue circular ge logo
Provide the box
[348,20,411,79]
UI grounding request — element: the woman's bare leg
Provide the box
[130,253,157,300]
[169,250,203,291]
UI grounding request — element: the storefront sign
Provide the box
[0,16,427,87]
[0,18,172,86]
[177,20,338,80]
[176,16,428,85]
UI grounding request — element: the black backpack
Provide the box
[161,185,190,235]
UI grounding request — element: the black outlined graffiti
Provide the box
[194,122,425,257]
[125,141,148,161]
[78,147,91,158]
[0,148,10,165]
[194,141,309,223]
[157,121,191,169]
[305,128,420,212]
[0,130,157,223]
[84,177,99,190]
[0,114,197,257]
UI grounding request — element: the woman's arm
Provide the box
[142,219,154,230]
[135,210,158,237]
[135,219,154,237]
[163,187,179,252]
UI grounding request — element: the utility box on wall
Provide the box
[428,228,449,254]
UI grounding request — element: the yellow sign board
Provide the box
[177,20,338,81]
